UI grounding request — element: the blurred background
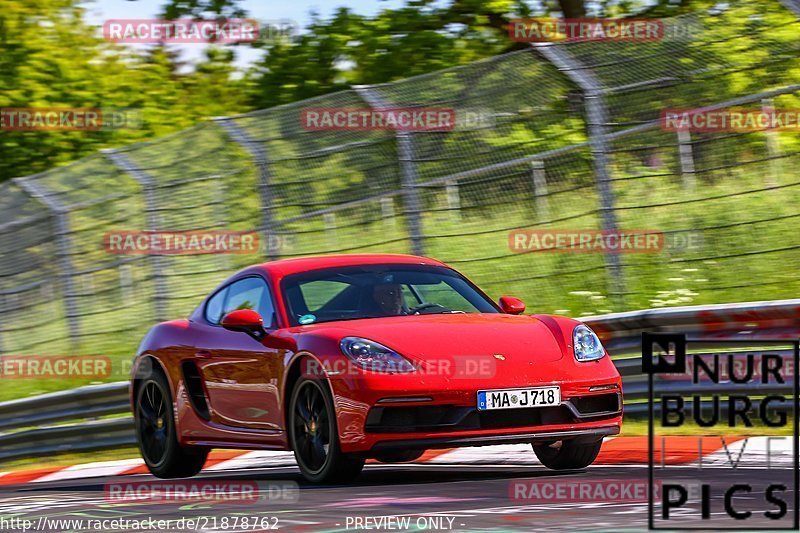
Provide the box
[1,0,799,399]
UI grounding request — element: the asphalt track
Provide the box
[1,460,796,532]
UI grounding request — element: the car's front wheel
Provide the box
[532,439,602,470]
[135,369,208,478]
[288,378,365,483]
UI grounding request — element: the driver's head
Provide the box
[372,283,404,315]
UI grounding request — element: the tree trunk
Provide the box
[558,0,586,18]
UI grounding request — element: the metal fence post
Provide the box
[762,98,781,188]
[531,160,550,220]
[353,86,425,256]
[323,213,337,248]
[12,177,81,349]
[214,118,279,261]
[445,180,461,221]
[103,150,169,322]
[119,264,133,303]
[677,130,696,190]
[778,0,800,16]
[209,173,232,271]
[381,197,396,229]
[0,294,5,354]
[534,43,625,306]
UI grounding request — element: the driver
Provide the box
[371,283,405,315]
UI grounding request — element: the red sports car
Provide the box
[130,254,622,482]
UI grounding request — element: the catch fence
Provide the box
[1,3,799,356]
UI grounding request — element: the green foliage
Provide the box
[246,2,533,108]
[4,0,796,180]
[0,0,251,181]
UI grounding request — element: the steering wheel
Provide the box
[406,303,449,315]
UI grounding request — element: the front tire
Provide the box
[532,439,602,470]
[134,369,208,478]
[288,378,364,483]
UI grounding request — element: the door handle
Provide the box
[195,350,212,359]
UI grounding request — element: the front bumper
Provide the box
[330,373,623,454]
[364,392,621,433]
[370,425,621,452]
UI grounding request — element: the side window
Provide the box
[223,277,277,329]
[205,287,228,325]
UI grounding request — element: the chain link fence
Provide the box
[1,3,799,361]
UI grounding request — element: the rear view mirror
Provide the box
[499,296,525,315]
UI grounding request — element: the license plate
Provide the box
[477,386,560,411]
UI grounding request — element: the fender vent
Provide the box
[181,361,210,420]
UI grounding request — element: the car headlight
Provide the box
[339,337,416,373]
[573,324,605,362]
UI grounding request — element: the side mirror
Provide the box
[499,296,525,315]
[221,309,266,339]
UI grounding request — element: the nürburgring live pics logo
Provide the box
[643,333,799,530]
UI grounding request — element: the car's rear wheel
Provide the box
[288,378,364,483]
[532,439,602,470]
[135,369,208,478]
[374,450,425,463]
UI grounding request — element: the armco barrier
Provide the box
[0,299,797,463]
[584,298,800,353]
[0,382,128,431]
[0,418,135,462]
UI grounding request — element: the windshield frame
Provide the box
[279,263,501,326]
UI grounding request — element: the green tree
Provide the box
[0,0,250,182]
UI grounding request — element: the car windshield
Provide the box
[281,264,499,326]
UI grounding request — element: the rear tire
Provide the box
[374,450,424,463]
[288,378,364,483]
[532,439,602,470]
[134,368,208,478]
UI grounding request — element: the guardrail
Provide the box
[584,298,800,353]
[0,299,798,463]
[0,382,129,431]
[0,382,134,461]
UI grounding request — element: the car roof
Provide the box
[255,253,448,279]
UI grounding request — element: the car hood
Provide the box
[295,313,567,364]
